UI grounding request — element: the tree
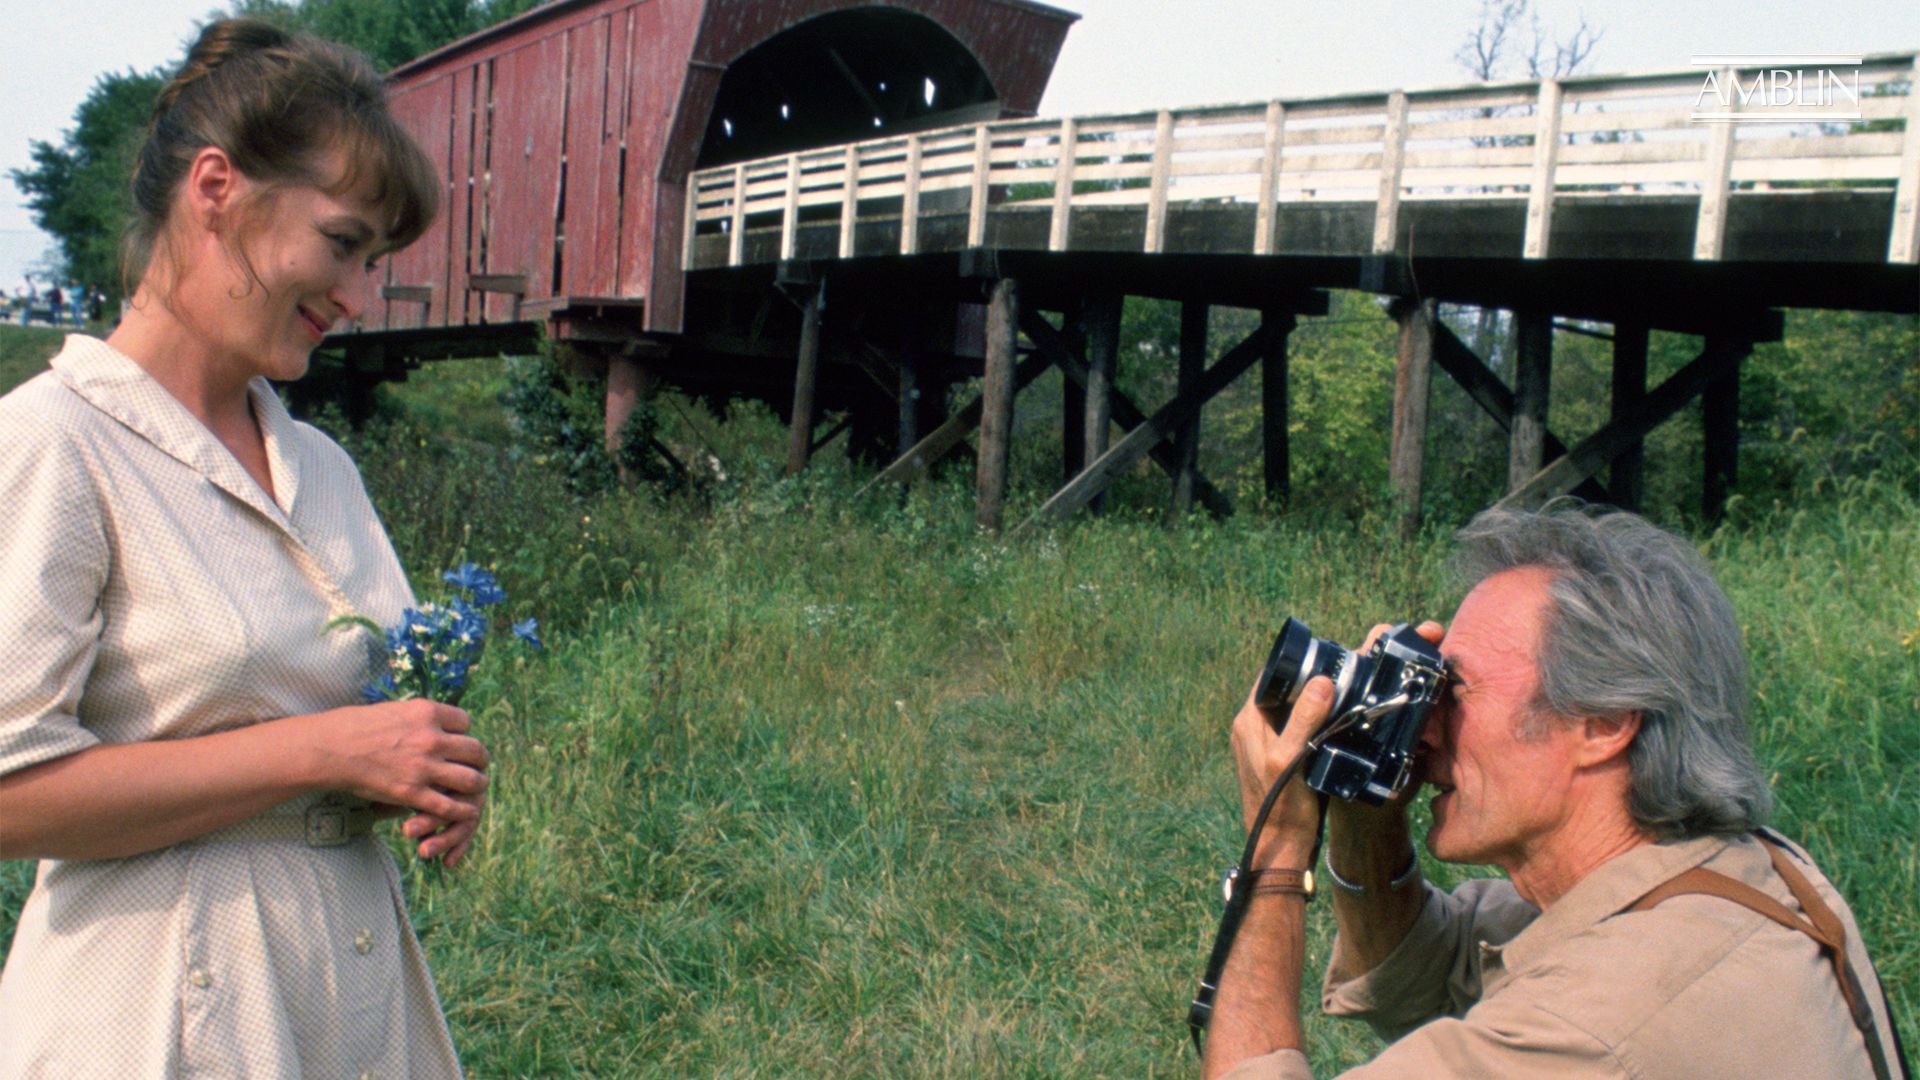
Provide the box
[12,69,167,300]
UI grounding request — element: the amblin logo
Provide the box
[1690,55,1863,123]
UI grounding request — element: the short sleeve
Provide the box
[0,420,108,778]
[1219,1048,1315,1080]
[1322,878,1538,1040]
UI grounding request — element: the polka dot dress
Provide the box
[0,336,462,1078]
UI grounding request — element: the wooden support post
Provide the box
[1262,306,1291,504]
[784,284,824,476]
[727,163,747,268]
[1172,302,1208,516]
[605,347,660,484]
[1062,303,1087,481]
[1509,312,1553,494]
[1889,55,1920,263]
[1083,294,1122,515]
[1049,117,1077,252]
[1498,339,1751,511]
[1694,70,1737,262]
[1254,101,1287,256]
[901,134,924,256]
[780,153,801,262]
[1390,298,1436,534]
[1020,318,1281,530]
[898,319,922,458]
[976,278,1020,530]
[967,124,991,248]
[855,350,1053,495]
[1144,110,1174,254]
[1702,338,1742,521]
[1610,321,1649,510]
[1523,80,1564,259]
[839,145,859,259]
[1372,91,1410,255]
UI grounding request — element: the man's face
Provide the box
[1418,566,1586,872]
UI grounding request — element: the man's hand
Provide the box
[1230,675,1334,870]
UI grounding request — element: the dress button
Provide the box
[360,1072,378,1080]
[188,968,211,989]
[354,928,374,955]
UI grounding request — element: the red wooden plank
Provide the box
[481,33,567,319]
[385,76,454,331]
[443,65,475,328]
[620,0,682,300]
[560,16,612,298]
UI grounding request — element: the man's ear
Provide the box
[1575,711,1641,768]
[182,147,242,229]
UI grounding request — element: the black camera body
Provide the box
[1254,618,1449,805]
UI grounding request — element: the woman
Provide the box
[0,19,485,1077]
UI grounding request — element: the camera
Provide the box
[1254,618,1449,804]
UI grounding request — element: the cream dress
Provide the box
[0,336,462,1078]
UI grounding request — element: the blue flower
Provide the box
[444,563,505,607]
[512,618,544,649]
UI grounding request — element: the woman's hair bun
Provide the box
[152,18,294,124]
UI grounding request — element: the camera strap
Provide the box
[1187,743,1330,1055]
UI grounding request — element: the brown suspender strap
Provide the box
[1626,839,1898,1080]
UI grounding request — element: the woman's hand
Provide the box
[310,699,490,864]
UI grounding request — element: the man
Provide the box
[1205,505,1905,1078]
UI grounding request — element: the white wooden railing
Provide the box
[685,52,1920,268]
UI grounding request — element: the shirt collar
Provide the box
[50,334,302,532]
[1481,833,1731,995]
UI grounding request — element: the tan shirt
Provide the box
[1225,832,1900,1079]
[0,336,460,1078]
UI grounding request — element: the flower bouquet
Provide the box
[334,563,542,707]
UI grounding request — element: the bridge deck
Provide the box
[685,52,1920,313]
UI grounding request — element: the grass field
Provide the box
[0,327,1915,1076]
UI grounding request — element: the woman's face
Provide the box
[189,162,387,384]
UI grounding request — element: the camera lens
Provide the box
[1255,617,1349,711]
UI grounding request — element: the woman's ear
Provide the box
[1575,711,1642,768]
[182,146,242,230]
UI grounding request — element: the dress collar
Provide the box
[50,334,303,533]
[1480,833,1731,995]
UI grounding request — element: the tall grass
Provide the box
[0,326,1913,1075]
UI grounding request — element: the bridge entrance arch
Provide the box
[695,8,999,169]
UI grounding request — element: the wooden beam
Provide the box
[1171,302,1208,516]
[1702,342,1742,521]
[1020,319,1282,530]
[967,124,991,249]
[780,153,801,262]
[898,319,922,457]
[1083,294,1122,515]
[1389,298,1436,534]
[1020,308,1234,519]
[1610,321,1649,510]
[839,145,859,259]
[1497,338,1753,511]
[855,350,1054,494]
[1508,312,1553,493]
[1429,317,1611,504]
[1262,305,1291,504]
[901,135,924,256]
[784,284,823,475]
[976,278,1020,530]
[728,163,747,268]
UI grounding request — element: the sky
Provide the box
[4,0,1918,286]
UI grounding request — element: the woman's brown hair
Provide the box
[126,17,440,296]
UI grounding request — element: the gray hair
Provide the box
[1453,502,1771,839]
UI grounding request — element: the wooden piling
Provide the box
[1509,312,1553,493]
[1389,298,1436,533]
[1262,308,1294,504]
[976,278,1020,530]
[784,284,824,476]
[1610,321,1649,510]
[1171,302,1208,516]
[1082,294,1122,515]
[1702,338,1742,520]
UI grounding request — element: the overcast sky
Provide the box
[5,0,1918,285]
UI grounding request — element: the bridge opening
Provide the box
[695,8,998,169]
